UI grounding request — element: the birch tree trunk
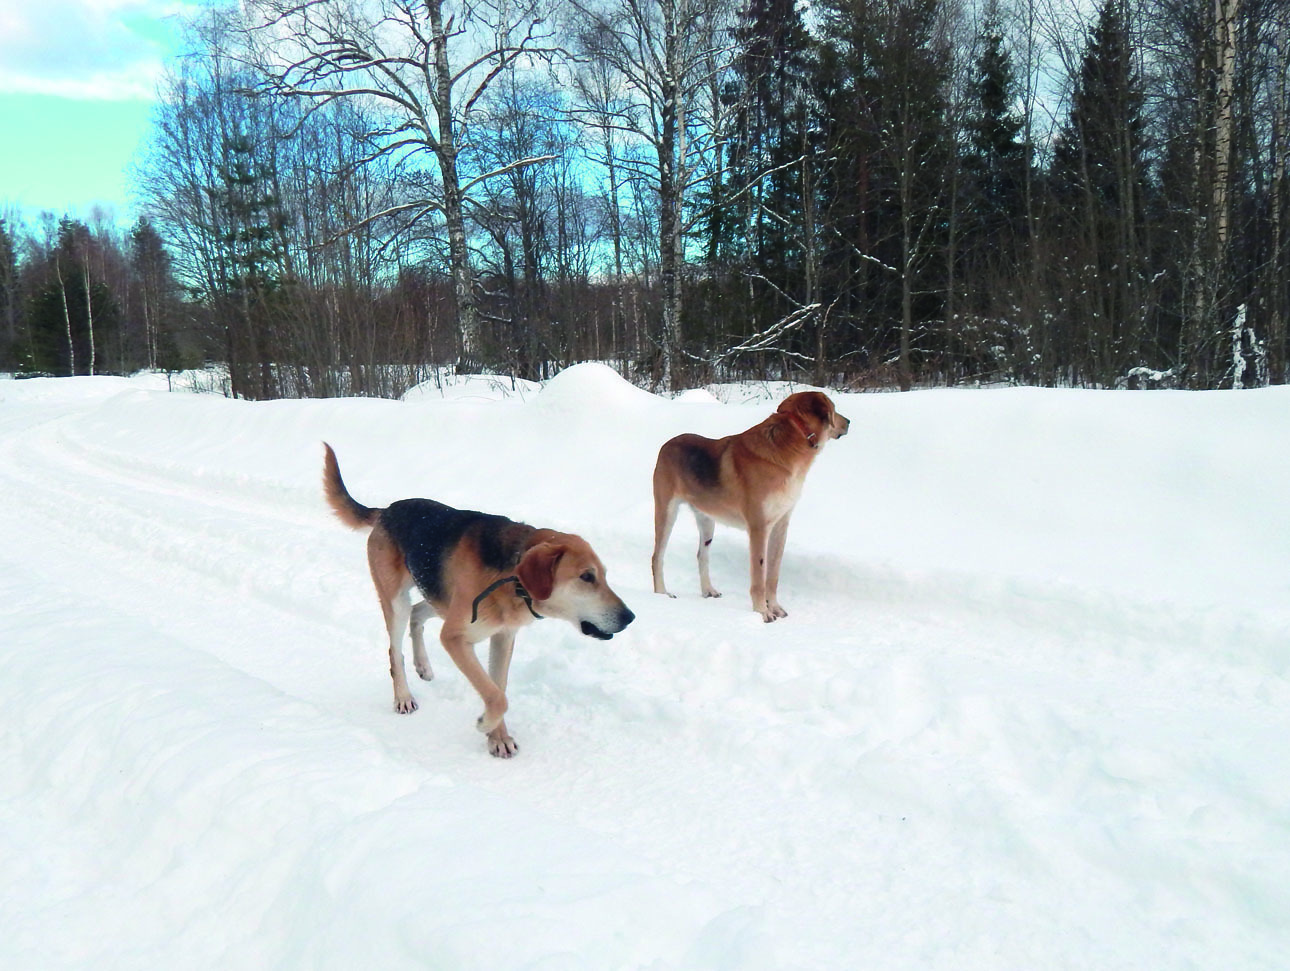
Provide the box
[657,0,683,388]
[1271,9,1289,383]
[82,262,96,376]
[1185,0,1240,385]
[427,0,480,364]
[55,253,75,376]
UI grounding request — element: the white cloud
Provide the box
[0,0,189,100]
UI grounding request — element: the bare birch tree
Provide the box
[569,0,733,387]
[240,0,561,367]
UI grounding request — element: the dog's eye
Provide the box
[580,571,596,584]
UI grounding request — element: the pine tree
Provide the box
[1049,0,1150,383]
[816,0,952,388]
[209,132,289,398]
[721,0,820,360]
[965,24,1026,248]
[957,18,1028,346]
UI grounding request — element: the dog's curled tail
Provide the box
[322,442,379,529]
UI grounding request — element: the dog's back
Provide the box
[381,499,534,606]
[654,433,727,502]
[324,443,535,608]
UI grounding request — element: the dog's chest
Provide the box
[760,479,803,522]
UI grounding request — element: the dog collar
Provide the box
[785,412,819,448]
[471,575,543,623]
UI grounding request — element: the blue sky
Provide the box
[0,0,189,226]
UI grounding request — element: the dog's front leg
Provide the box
[764,515,791,620]
[747,519,778,622]
[440,626,508,736]
[486,631,518,758]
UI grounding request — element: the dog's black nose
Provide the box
[618,606,636,629]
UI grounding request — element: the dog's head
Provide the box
[516,535,635,640]
[777,391,850,446]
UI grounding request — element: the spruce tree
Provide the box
[717,0,819,359]
[1049,0,1149,382]
[0,217,16,369]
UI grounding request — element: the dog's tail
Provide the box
[322,442,379,529]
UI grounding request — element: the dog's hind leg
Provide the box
[409,600,436,682]
[381,586,418,713]
[694,510,721,598]
[369,526,419,713]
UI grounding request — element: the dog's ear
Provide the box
[798,391,833,424]
[516,542,564,602]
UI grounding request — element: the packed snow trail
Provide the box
[1,367,1287,969]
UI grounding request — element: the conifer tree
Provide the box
[957,16,1028,352]
[1049,0,1149,383]
[0,217,16,369]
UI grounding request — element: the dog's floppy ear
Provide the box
[793,391,833,425]
[516,542,564,602]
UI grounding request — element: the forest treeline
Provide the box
[2,0,1287,395]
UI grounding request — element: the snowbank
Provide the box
[1,370,1287,969]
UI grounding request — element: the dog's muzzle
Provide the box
[581,606,635,640]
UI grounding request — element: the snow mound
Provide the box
[0,374,147,403]
[675,387,721,404]
[537,361,659,411]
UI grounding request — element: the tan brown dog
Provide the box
[323,444,634,758]
[651,391,849,622]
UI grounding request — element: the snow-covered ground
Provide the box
[1,365,1287,969]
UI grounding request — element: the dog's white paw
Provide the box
[702,587,722,599]
[415,660,434,682]
[395,694,419,714]
[758,602,787,622]
[488,731,519,758]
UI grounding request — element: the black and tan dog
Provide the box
[651,391,849,622]
[323,444,634,757]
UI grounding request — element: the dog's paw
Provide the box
[758,602,787,623]
[476,697,508,735]
[415,660,434,682]
[488,730,519,758]
[702,587,723,599]
[394,694,419,714]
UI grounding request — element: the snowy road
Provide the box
[1,368,1287,969]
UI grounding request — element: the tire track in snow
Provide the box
[0,410,964,964]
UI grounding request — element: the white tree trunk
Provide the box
[55,253,75,376]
